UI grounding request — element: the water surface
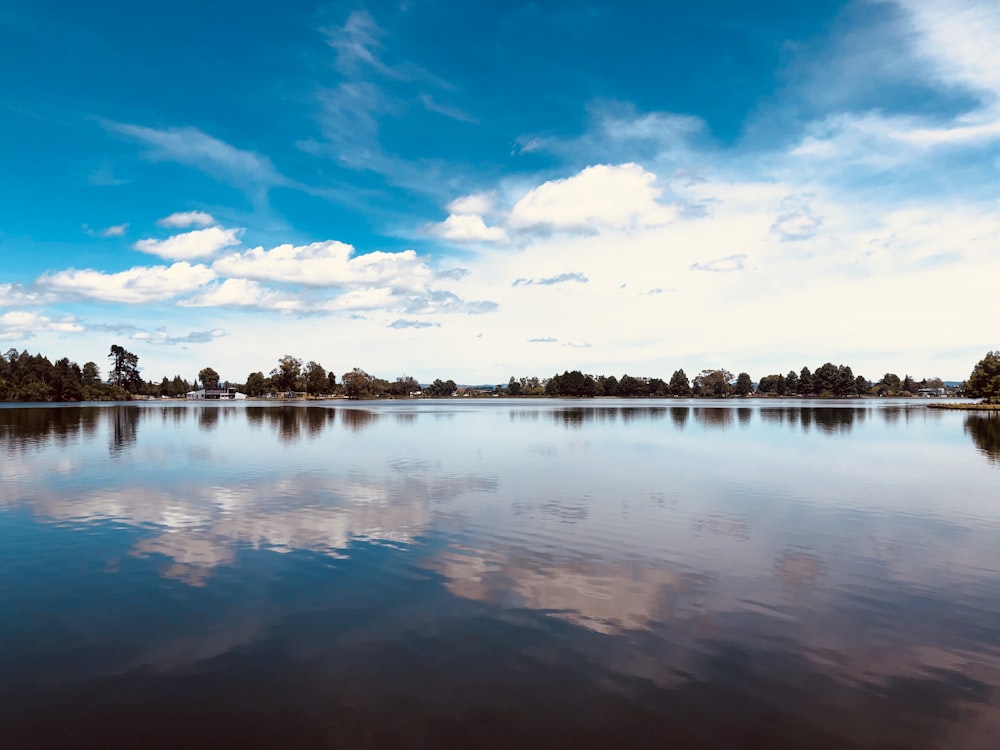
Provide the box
[2,400,999,748]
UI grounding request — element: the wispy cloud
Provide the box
[690,254,748,273]
[512,272,589,287]
[527,337,557,343]
[130,328,228,346]
[388,319,440,329]
[105,122,285,195]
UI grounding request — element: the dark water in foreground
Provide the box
[2,399,999,749]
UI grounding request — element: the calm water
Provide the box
[2,400,999,749]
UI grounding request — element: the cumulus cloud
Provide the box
[179,279,298,310]
[134,227,242,261]
[690,254,748,273]
[158,211,216,228]
[0,311,84,340]
[512,272,589,287]
[507,163,676,233]
[213,241,432,290]
[38,262,215,304]
[431,214,508,243]
[0,283,49,308]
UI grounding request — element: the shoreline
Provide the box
[927,402,1000,411]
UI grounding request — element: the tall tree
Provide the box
[272,355,303,392]
[735,372,753,397]
[668,369,691,397]
[199,367,220,389]
[966,351,1000,403]
[108,345,141,392]
[304,361,328,396]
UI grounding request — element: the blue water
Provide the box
[1,400,998,748]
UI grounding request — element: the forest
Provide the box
[0,345,994,402]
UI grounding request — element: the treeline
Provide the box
[2,345,994,403]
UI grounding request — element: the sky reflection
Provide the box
[1,400,999,748]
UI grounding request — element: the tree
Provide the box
[271,355,303,392]
[966,351,1000,403]
[599,374,619,397]
[617,374,646,398]
[855,375,871,396]
[507,376,523,396]
[785,370,799,395]
[799,367,813,396]
[424,378,457,398]
[304,361,328,396]
[82,361,101,385]
[108,345,141,392]
[693,369,733,398]
[199,367,220,389]
[343,368,385,399]
[245,371,268,397]
[875,373,903,397]
[668,369,691,397]
[735,372,753,397]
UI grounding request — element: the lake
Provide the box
[2,399,999,748]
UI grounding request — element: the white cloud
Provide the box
[431,213,508,243]
[179,278,295,310]
[0,311,84,340]
[213,241,432,290]
[38,262,215,304]
[0,283,48,308]
[133,226,243,261]
[446,192,496,215]
[507,163,676,233]
[158,211,216,228]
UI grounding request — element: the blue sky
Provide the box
[2,0,998,384]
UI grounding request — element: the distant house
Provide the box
[186,387,246,400]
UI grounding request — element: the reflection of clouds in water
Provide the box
[432,546,698,634]
[12,468,498,586]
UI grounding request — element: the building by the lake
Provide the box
[186,387,246,400]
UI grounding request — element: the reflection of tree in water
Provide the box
[394,411,418,425]
[341,408,378,433]
[670,407,689,430]
[737,407,752,426]
[108,405,139,455]
[811,408,863,435]
[693,408,732,429]
[159,406,189,427]
[0,406,100,451]
[548,407,669,429]
[965,415,1000,464]
[197,407,221,431]
[760,407,800,429]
